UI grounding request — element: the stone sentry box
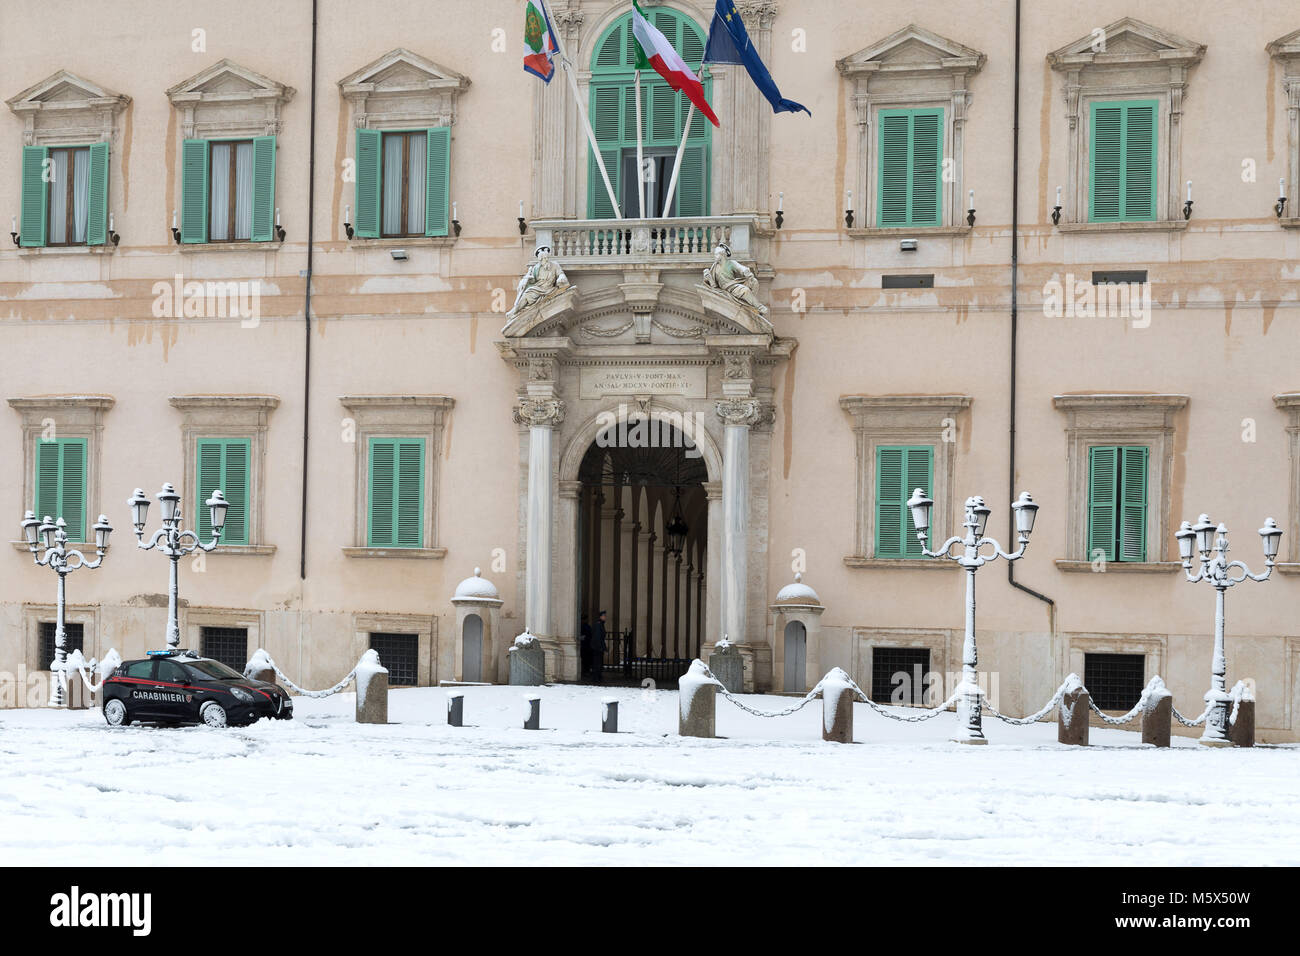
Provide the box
[449,568,504,683]
[769,574,825,693]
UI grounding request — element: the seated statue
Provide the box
[702,242,768,318]
[509,245,570,317]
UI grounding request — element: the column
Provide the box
[629,520,640,658]
[715,398,768,644]
[695,570,704,658]
[589,488,604,625]
[644,530,657,657]
[673,553,683,657]
[611,492,623,653]
[683,558,693,660]
[514,398,565,638]
[659,540,669,657]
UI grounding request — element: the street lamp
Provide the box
[130,482,227,648]
[906,489,1040,744]
[1176,512,1281,746]
[20,509,113,706]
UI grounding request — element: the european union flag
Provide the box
[703,0,810,116]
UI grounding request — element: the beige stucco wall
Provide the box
[1,0,1298,739]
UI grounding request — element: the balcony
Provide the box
[530,215,762,271]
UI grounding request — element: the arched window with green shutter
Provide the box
[588,8,712,219]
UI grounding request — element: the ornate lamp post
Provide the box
[906,489,1040,744]
[1175,513,1281,746]
[20,510,113,706]
[129,483,228,648]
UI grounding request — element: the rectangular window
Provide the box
[353,128,449,239]
[34,438,87,542]
[200,626,249,673]
[874,445,933,559]
[1090,100,1157,222]
[1088,445,1148,562]
[870,647,931,706]
[181,136,276,243]
[38,621,85,672]
[877,108,943,227]
[21,142,109,247]
[367,438,425,548]
[1084,653,1145,710]
[196,438,250,545]
[369,632,418,686]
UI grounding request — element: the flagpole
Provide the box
[660,102,694,218]
[539,0,622,219]
[634,69,646,219]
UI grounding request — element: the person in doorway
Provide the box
[580,612,592,678]
[591,611,608,683]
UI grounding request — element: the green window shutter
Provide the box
[354,129,382,239]
[1087,446,1119,561]
[902,446,934,558]
[875,446,905,557]
[1119,445,1148,562]
[1123,104,1156,221]
[86,142,110,246]
[650,83,677,144]
[250,136,277,242]
[910,110,942,226]
[196,439,250,545]
[676,144,708,217]
[34,438,87,541]
[1090,101,1157,222]
[878,109,943,227]
[368,439,396,546]
[395,439,425,548]
[20,145,48,247]
[588,84,624,220]
[180,139,209,243]
[878,112,910,226]
[595,21,624,68]
[424,127,451,238]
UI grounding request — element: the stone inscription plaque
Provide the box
[579,366,707,399]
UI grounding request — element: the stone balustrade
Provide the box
[530,215,758,268]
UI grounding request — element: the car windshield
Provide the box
[182,659,246,681]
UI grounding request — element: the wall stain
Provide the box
[1266,59,1276,165]
[781,345,796,480]
[834,73,847,229]
[120,99,134,210]
[469,314,478,354]
[1037,61,1053,225]
[163,106,177,241]
[1262,302,1276,336]
[443,405,454,461]
[332,97,349,245]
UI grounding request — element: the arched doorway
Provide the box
[462,613,483,682]
[576,421,707,683]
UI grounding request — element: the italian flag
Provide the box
[631,1,720,127]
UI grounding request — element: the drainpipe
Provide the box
[1007,0,1054,618]
[300,0,318,581]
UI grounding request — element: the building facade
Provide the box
[3,0,1299,740]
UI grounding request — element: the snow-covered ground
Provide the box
[2,683,1296,866]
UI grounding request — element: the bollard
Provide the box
[508,631,546,686]
[1228,681,1255,748]
[243,648,278,686]
[1141,677,1172,748]
[62,652,90,710]
[678,660,718,738]
[821,667,855,743]
[1057,674,1090,746]
[601,697,618,734]
[447,691,464,727]
[354,649,388,724]
[708,641,744,694]
[523,694,541,730]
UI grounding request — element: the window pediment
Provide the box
[1047,18,1205,73]
[339,49,470,129]
[166,59,295,138]
[837,24,985,84]
[6,71,130,146]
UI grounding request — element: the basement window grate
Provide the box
[1084,653,1145,710]
[201,626,250,673]
[871,646,932,706]
[369,632,419,686]
[39,621,84,671]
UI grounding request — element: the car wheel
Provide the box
[200,701,229,729]
[103,699,129,727]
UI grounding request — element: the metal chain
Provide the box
[257,652,360,699]
[697,662,827,717]
[1085,696,1145,726]
[844,674,964,722]
[1173,705,1209,728]
[983,679,1074,725]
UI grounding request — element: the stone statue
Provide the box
[509,245,570,317]
[703,242,768,318]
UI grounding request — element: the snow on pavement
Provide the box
[1,684,1296,866]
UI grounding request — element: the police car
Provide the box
[102,649,293,728]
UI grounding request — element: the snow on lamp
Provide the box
[1011,492,1038,537]
[1259,517,1282,561]
[128,488,150,534]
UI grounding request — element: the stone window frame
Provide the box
[851,627,951,707]
[1052,394,1188,571]
[839,395,970,570]
[836,24,985,234]
[339,396,454,559]
[5,71,130,257]
[7,396,114,549]
[353,612,437,687]
[1047,18,1205,232]
[1066,633,1167,709]
[183,606,264,665]
[338,48,469,248]
[168,395,280,555]
[1273,393,1300,568]
[22,603,100,675]
[1267,31,1300,230]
